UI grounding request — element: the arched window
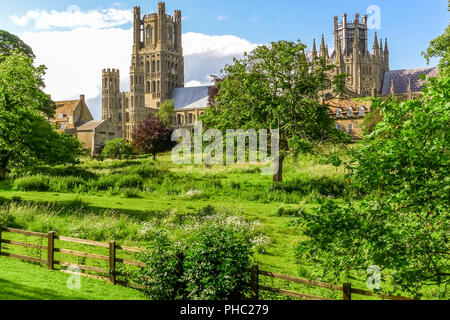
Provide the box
[126,112,130,122]
[168,26,173,41]
[358,106,365,117]
[157,60,160,72]
[189,114,193,124]
[347,107,353,117]
[152,81,156,93]
[151,61,156,73]
[118,113,122,123]
[147,81,151,93]
[336,108,342,118]
[177,114,182,124]
[146,62,150,73]
[146,25,152,38]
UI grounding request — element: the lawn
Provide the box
[0,258,148,300]
[0,152,446,300]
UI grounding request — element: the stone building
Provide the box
[51,95,93,134]
[52,95,118,155]
[327,99,371,139]
[102,2,184,141]
[172,86,209,129]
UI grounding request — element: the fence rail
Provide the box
[0,226,414,300]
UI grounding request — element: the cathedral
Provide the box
[102,2,184,140]
[101,3,437,141]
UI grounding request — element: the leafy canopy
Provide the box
[201,40,348,181]
[101,138,134,160]
[0,53,83,179]
[157,100,175,126]
[296,75,450,296]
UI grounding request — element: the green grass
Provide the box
[0,151,446,300]
[0,258,148,300]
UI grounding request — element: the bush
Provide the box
[49,176,86,193]
[13,175,49,191]
[102,138,134,159]
[183,224,253,300]
[95,175,120,191]
[116,175,143,190]
[135,219,254,300]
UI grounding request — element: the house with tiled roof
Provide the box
[327,99,371,139]
[50,95,118,155]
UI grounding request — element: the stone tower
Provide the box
[133,2,184,110]
[102,68,122,133]
[102,2,185,141]
[316,13,390,97]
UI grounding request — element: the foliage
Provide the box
[361,104,384,135]
[135,230,186,300]
[13,175,50,192]
[157,100,175,126]
[132,115,175,160]
[135,210,254,300]
[296,76,450,295]
[422,24,450,76]
[0,30,34,62]
[0,53,83,179]
[201,40,347,181]
[101,138,134,160]
[116,174,143,189]
[183,223,253,300]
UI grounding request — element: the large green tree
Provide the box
[0,30,34,62]
[157,100,175,126]
[296,74,449,296]
[0,53,83,179]
[202,40,347,181]
[423,24,450,76]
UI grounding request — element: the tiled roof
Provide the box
[54,100,80,117]
[381,67,438,96]
[172,86,210,110]
[76,120,106,131]
[326,98,371,117]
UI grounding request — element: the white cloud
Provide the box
[10,5,132,30]
[15,8,259,120]
[217,15,228,21]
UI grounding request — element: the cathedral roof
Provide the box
[172,86,210,110]
[381,67,438,96]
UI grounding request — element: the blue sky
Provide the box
[0,0,448,119]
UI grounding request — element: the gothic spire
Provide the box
[373,32,379,55]
[312,38,317,59]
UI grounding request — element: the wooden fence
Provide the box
[0,226,413,300]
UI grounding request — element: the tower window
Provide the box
[146,25,152,38]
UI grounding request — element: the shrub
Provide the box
[49,176,86,193]
[13,175,49,191]
[102,138,134,159]
[230,182,241,190]
[183,223,253,300]
[95,175,120,191]
[135,231,186,300]
[116,175,143,190]
[135,217,254,300]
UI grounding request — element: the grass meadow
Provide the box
[0,151,446,300]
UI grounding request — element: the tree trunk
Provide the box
[273,154,285,182]
[0,166,6,181]
[153,153,157,161]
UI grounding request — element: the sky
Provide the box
[0,0,448,120]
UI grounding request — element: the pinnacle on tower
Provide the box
[384,38,389,53]
[390,79,395,95]
[312,39,317,59]
[373,32,379,55]
[319,34,327,58]
[336,39,345,73]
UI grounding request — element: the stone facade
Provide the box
[102,2,184,141]
[52,95,118,155]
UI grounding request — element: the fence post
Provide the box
[47,231,55,270]
[343,282,352,300]
[251,265,259,300]
[109,241,116,285]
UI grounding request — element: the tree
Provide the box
[101,138,134,159]
[202,40,347,182]
[296,75,449,296]
[423,24,450,76]
[0,30,34,62]
[157,100,175,126]
[0,53,83,179]
[132,115,175,160]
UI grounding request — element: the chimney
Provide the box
[80,94,85,103]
